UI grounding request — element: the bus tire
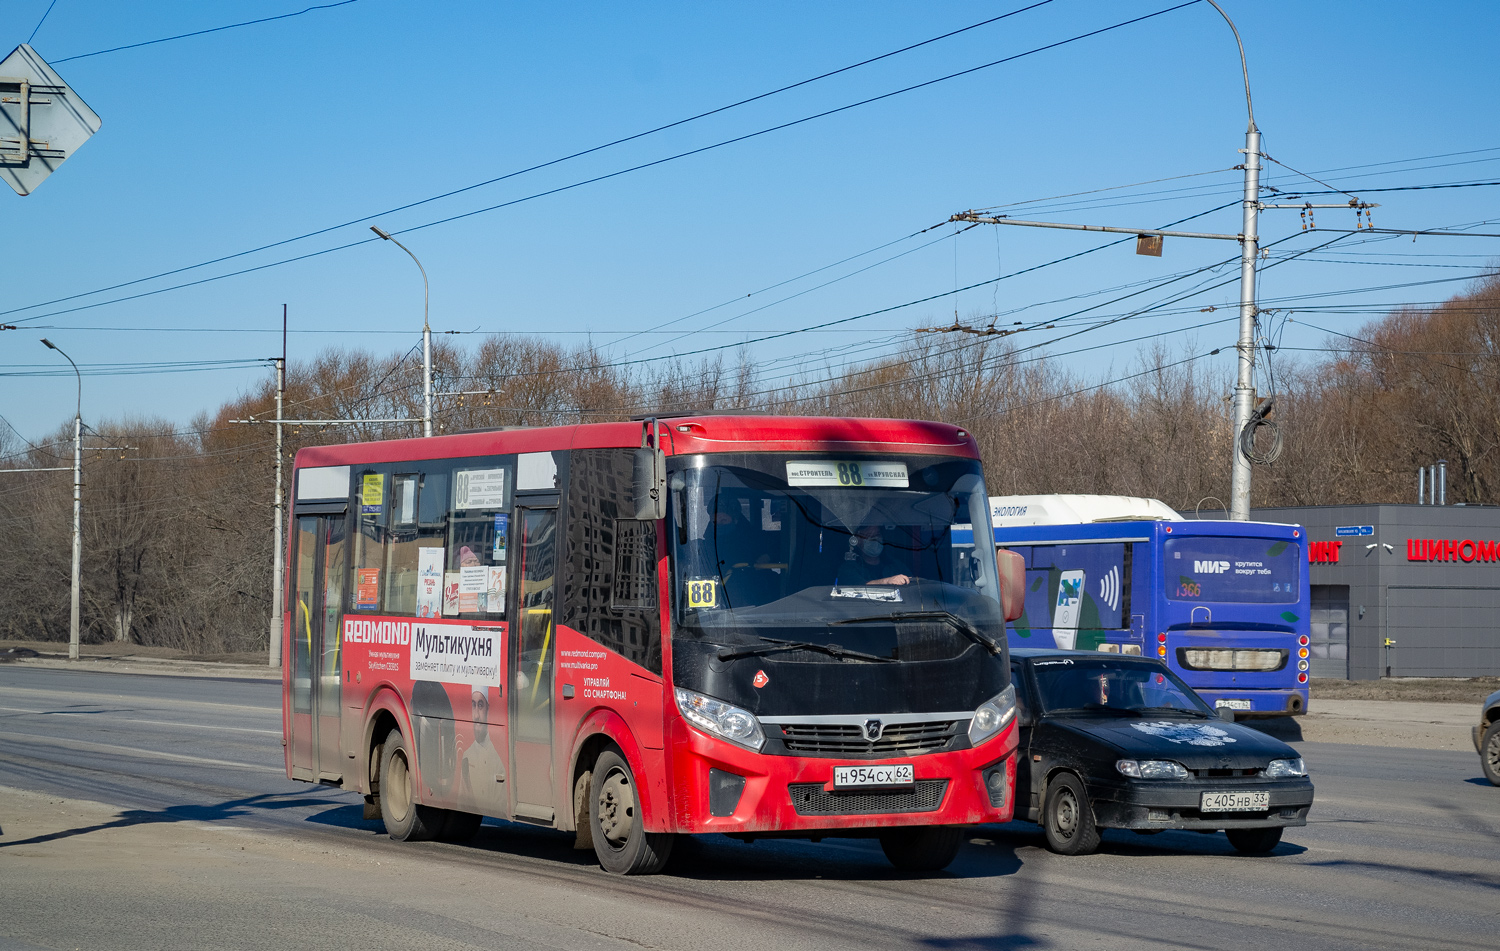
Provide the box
[379,729,444,842]
[1042,773,1100,856]
[438,810,483,843]
[878,826,964,872]
[1226,826,1282,855]
[589,749,674,875]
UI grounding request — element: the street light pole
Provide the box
[268,305,287,668]
[1205,0,1261,522]
[370,226,432,437]
[41,338,82,661]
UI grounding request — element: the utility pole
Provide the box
[40,338,82,659]
[1212,0,1261,522]
[268,305,287,669]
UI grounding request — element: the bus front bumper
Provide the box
[665,718,1020,835]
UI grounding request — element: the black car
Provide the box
[1008,648,1314,855]
[1475,688,1500,786]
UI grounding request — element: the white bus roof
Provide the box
[988,494,1183,526]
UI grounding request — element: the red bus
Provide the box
[283,415,1023,873]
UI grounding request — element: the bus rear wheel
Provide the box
[589,749,674,874]
[379,729,444,842]
[878,826,964,872]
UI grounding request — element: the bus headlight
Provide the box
[968,684,1017,746]
[674,687,765,751]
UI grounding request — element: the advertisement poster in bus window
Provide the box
[416,547,444,618]
[1004,543,1127,650]
[356,568,380,609]
[1164,537,1300,603]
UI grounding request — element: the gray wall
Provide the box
[1250,504,1500,679]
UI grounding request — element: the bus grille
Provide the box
[775,720,959,757]
[787,779,949,816]
[1177,648,1288,672]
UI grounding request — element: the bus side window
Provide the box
[383,473,421,615]
[448,463,514,617]
[562,448,662,674]
[351,468,387,612]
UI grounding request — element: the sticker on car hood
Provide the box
[1130,721,1238,747]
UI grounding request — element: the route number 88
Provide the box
[686,579,718,608]
[837,462,864,486]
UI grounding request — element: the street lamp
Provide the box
[40,337,83,661]
[370,225,433,438]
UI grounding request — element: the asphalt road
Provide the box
[1,665,1496,951]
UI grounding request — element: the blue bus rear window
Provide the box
[1163,537,1300,603]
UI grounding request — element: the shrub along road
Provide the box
[0,665,1495,951]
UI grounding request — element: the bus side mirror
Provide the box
[632,447,666,520]
[997,548,1025,622]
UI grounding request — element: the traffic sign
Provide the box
[0,44,102,196]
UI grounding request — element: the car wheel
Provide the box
[1226,826,1283,854]
[589,749,675,874]
[1482,722,1500,787]
[1042,773,1100,856]
[379,729,445,842]
[878,826,964,872]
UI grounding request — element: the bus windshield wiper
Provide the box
[716,636,896,663]
[832,610,1003,655]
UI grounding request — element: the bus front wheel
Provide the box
[379,729,445,842]
[589,749,674,874]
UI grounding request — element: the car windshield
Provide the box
[1031,657,1213,716]
[668,452,1004,661]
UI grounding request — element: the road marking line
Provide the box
[0,730,284,774]
[0,704,277,734]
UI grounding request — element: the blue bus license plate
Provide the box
[834,764,914,788]
[1201,790,1270,812]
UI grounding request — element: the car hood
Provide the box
[1050,716,1299,770]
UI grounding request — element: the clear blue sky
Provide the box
[4,0,1497,443]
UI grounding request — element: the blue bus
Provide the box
[986,495,1311,716]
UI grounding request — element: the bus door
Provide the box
[509,503,558,820]
[289,513,347,783]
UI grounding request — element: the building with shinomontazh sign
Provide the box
[1250,504,1500,680]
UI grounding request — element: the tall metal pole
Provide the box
[1205,0,1260,521]
[370,226,433,437]
[41,338,82,660]
[268,305,286,668]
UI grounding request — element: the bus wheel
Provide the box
[1042,773,1100,855]
[589,749,674,874]
[878,826,964,872]
[1226,826,1282,855]
[379,729,443,842]
[438,810,483,843]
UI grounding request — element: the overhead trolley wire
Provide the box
[52,1,368,64]
[4,0,1058,323]
[4,0,1199,327]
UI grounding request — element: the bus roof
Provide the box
[989,494,1182,526]
[293,415,978,468]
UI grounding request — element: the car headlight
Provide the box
[1264,757,1307,778]
[673,687,765,751]
[1116,759,1190,780]
[968,684,1017,746]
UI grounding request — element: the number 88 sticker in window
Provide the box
[686,578,719,609]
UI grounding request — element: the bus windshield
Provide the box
[668,453,1003,661]
[1163,536,1301,604]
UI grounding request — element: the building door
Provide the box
[509,504,558,820]
[289,514,347,783]
[1309,585,1350,680]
